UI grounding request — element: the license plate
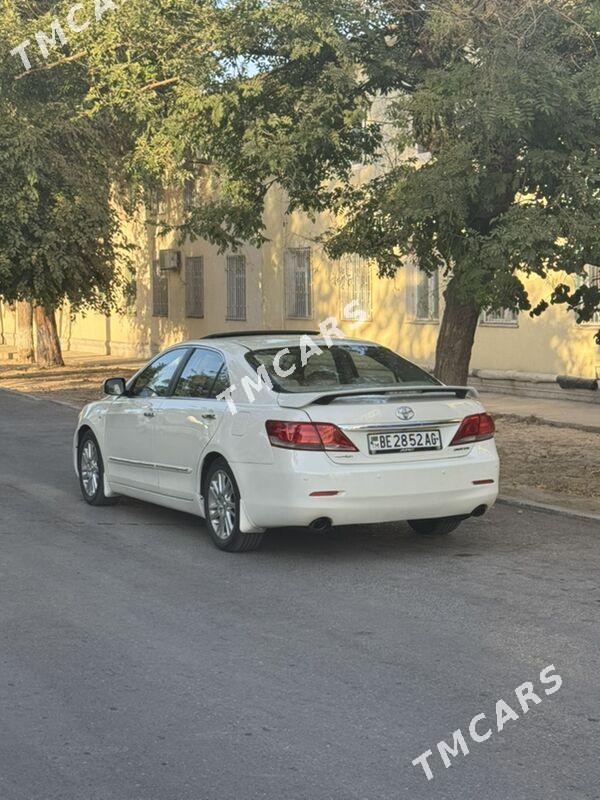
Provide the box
[368,429,442,454]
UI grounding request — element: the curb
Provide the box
[498,495,600,524]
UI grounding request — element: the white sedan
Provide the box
[74,332,499,552]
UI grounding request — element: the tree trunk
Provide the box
[16,301,35,363]
[34,305,64,367]
[434,277,480,385]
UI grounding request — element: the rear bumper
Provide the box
[234,442,500,529]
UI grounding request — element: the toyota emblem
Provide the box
[396,406,415,421]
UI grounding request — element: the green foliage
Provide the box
[90,0,599,334]
[1,0,598,342]
[0,0,132,312]
[324,1,600,327]
[79,0,383,248]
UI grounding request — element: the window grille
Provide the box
[284,248,312,318]
[415,267,440,321]
[123,276,137,316]
[152,259,168,317]
[185,257,204,318]
[339,255,372,320]
[183,179,195,211]
[146,188,162,218]
[480,307,518,325]
[579,265,600,324]
[226,255,246,320]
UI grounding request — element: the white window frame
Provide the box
[284,248,312,319]
[339,254,372,321]
[226,255,247,321]
[413,265,440,323]
[480,307,519,327]
[185,256,204,319]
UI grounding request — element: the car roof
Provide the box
[202,330,321,339]
[179,333,376,353]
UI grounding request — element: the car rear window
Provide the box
[246,344,439,393]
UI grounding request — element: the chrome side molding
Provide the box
[108,457,192,475]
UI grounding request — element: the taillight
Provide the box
[266,420,321,449]
[315,423,359,451]
[266,420,358,451]
[450,413,495,446]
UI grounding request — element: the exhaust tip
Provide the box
[471,504,488,518]
[309,517,332,532]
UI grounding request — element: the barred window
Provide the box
[123,274,137,316]
[183,179,195,211]
[226,255,246,320]
[415,267,440,321]
[339,255,372,320]
[480,308,518,326]
[146,188,162,219]
[152,259,168,317]
[579,265,600,324]
[285,248,312,318]
[185,256,204,318]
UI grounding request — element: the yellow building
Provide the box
[0,182,599,403]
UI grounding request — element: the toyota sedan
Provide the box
[74,332,499,552]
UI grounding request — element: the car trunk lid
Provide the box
[278,386,482,464]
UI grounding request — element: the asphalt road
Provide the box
[0,389,598,800]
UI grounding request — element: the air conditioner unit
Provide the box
[159,249,181,272]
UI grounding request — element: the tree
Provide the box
[90,0,598,383]
[4,1,597,379]
[15,302,34,363]
[0,2,132,366]
[80,0,381,249]
[323,0,600,382]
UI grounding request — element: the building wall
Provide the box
[1,184,599,382]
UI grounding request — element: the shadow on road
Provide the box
[99,492,505,564]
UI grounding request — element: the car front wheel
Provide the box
[204,458,264,553]
[78,430,118,506]
[408,516,464,536]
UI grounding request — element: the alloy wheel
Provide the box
[207,470,237,540]
[80,440,100,498]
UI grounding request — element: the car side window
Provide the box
[173,348,229,399]
[130,349,188,398]
[211,364,231,398]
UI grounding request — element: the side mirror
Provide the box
[104,377,127,397]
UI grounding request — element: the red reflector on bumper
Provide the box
[310,491,340,497]
[472,479,495,485]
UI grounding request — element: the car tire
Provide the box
[203,458,264,553]
[78,430,119,506]
[408,516,464,536]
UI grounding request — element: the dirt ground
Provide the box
[0,357,145,407]
[1,358,598,515]
[494,417,600,515]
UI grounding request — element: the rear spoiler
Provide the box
[277,385,479,409]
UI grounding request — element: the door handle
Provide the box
[201,412,216,420]
[144,410,156,418]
